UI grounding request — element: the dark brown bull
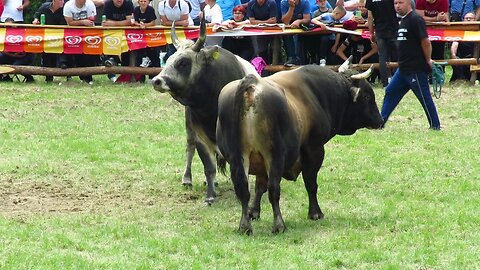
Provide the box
[216,65,383,234]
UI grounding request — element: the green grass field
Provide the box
[0,76,479,269]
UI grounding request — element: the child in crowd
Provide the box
[222,5,254,61]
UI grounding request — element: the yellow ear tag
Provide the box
[213,51,219,60]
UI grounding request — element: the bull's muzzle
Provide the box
[151,77,169,93]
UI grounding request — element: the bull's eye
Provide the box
[176,57,191,70]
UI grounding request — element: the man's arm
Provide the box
[65,16,95,26]
[367,10,375,43]
[249,16,276,24]
[420,37,433,69]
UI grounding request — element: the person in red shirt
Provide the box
[415,0,449,61]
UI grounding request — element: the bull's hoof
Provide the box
[182,178,193,187]
[272,223,286,234]
[204,197,215,205]
[239,222,253,235]
[308,211,324,220]
[248,209,260,221]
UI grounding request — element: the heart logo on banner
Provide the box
[65,35,82,45]
[428,35,441,41]
[147,32,162,39]
[6,35,23,44]
[127,33,143,41]
[105,36,121,46]
[26,35,43,43]
[85,36,102,45]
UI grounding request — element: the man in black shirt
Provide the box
[366,0,398,87]
[32,0,69,82]
[380,0,441,130]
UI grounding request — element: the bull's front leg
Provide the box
[301,146,325,220]
[249,174,268,220]
[195,142,217,204]
[182,108,196,186]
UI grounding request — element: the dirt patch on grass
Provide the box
[0,179,135,219]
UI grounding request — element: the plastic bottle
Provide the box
[319,59,326,67]
[40,14,45,25]
[130,13,135,25]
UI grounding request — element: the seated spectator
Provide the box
[335,34,379,83]
[222,5,254,60]
[102,0,135,81]
[311,5,349,64]
[449,0,477,22]
[64,0,98,84]
[303,0,332,64]
[281,0,311,65]
[416,0,449,63]
[33,0,70,83]
[247,0,277,63]
[450,12,475,82]
[0,17,34,82]
[133,0,160,82]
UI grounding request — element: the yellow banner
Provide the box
[44,28,64,54]
[0,28,5,51]
[103,29,123,56]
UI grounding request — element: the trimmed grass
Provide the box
[0,77,479,269]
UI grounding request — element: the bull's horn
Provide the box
[338,55,353,73]
[191,14,206,52]
[350,64,374,80]
[171,21,181,49]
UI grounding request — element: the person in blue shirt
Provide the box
[217,0,241,20]
[281,0,311,65]
[449,0,480,21]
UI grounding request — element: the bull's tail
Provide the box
[227,75,259,204]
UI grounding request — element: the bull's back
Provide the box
[266,66,343,143]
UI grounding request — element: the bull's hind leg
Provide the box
[268,153,286,234]
[249,174,268,220]
[196,142,217,204]
[301,145,325,220]
[231,163,252,235]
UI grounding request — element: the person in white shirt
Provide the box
[158,0,192,26]
[1,0,29,22]
[201,0,223,45]
[63,0,97,84]
[188,0,206,25]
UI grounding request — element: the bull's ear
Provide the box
[201,46,221,65]
[350,87,360,102]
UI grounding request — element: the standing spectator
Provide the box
[217,0,241,20]
[158,0,192,60]
[366,0,398,87]
[1,0,29,22]
[222,5,254,60]
[415,0,449,62]
[247,0,277,62]
[281,0,311,65]
[64,0,97,84]
[188,0,206,25]
[33,0,69,83]
[448,0,478,21]
[450,11,475,82]
[133,0,160,82]
[381,0,441,130]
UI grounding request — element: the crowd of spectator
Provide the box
[0,0,478,84]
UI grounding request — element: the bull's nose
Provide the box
[151,77,168,92]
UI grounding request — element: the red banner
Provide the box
[125,29,147,51]
[4,28,25,52]
[64,28,84,54]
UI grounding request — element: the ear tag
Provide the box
[213,51,219,60]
